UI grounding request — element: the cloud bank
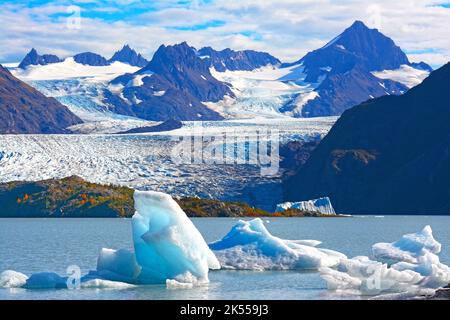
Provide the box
[0,0,449,67]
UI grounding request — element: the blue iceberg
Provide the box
[0,190,220,289]
[209,218,346,270]
[96,190,220,285]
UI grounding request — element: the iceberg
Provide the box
[276,197,336,215]
[320,226,450,296]
[0,190,220,289]
[0,270,28,288]
[96,190,220,285]
[209,218,346,270]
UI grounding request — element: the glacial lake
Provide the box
[1,216,449,300]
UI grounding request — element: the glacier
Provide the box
[320,226,450,297]
[276,197,336,215]
[209,218,346,270]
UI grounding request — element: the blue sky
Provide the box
[0,0,449,67]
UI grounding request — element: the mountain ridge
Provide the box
[283,62,450,214]
[0,64,82,133]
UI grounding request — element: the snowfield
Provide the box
[372,65,430,89]
[209,64,322,118]
[9,58,145,129]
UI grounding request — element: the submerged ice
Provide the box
[209,218,346,270]
[320,226,450,296]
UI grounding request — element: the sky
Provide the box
[0,0,449,67]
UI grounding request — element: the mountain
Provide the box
[283,21,432,117]
[197,47,280,72]
[283,63,450,214]
[0,64,82,133]
[18,48,61,69]
[102,42,233,121]
[73,52,109,66]
[109,45,149,67]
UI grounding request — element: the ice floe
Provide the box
[209,218,346,270]
[320,226,450,296]
[0,270,28,288]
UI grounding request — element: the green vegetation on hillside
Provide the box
[0,176,343,218]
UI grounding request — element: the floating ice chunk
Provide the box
[166,279,194,289]
[373,225,441,264]
[80,279,136,289]
[276,197,336,215]
[24,272,67,289]
[97,191,220,285]
[0,270,28,288]
[209,218,346,270]
[320,226,450,297]
[95,248,141,283]
[165,272,206,289]
[132,190,220,284]
[0,190,220,290]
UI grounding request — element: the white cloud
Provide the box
[0,0,449,67]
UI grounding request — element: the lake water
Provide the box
[1,216,449,300]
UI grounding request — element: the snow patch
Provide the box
[12,58,139,82]
[372,65,430,89]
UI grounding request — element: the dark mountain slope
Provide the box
[109,45,148,67]
[0,64,82,134]
[284,63,450,214]
[18,48,61,69]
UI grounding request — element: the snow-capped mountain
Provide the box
[18,48,61,69]
[287,20,433,117]
[202,21,432,119]
[7,21,433,131]
[284,62,450,214]
[0,64,82,133]
[197,47,281,72]
[73,52,109,66]
[102,42,236,121]
[109,45,148,67]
